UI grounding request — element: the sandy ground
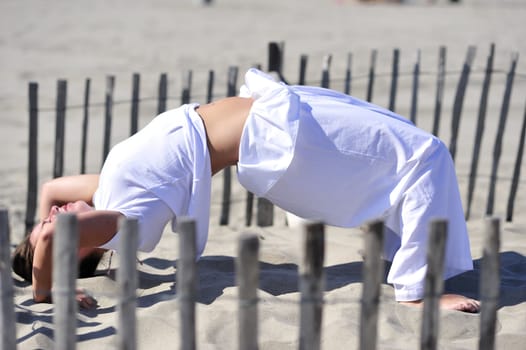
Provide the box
[1,0,525,349]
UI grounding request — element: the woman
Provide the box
[13,68,479,312]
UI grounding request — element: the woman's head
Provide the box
[11,201,105,282]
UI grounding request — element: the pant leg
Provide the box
[384,140,473,301]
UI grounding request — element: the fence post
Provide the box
[130,73,140,136]
[177,217,197,350]
[320,54,332,89]
[465,44,495,220]
[432,46,447,136]
[25,82,39,234]
[220,67,238,226]
[0,209,16,350]
[299,221,325,350]
[53,79,67,178]
[478,217,500,350]
[102,75,115,167]
[256,198,273,227]
[181,70,193,105]
[420,219,448,350]
[486,52,519,216]
[410,50,421,125]
[53,213,79,350]
[389,48,400,112]
[245,192,254,226]
[268,41,288,83]
[360,219,384,350]
[449,45,476,161]
[268,41,282,73]
[506,99,526,221]
[206,70,215,103]
[80,78,91,174]
[157,73,168,114]
[298,55,308,85]
[237,233,260,350]
[117,217,139,350]
[344,53,353,95]
[366,49,377,103]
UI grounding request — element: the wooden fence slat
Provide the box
[130,73,140,135]
[420,219,448,350]
[360,219,385,350]
[486,52,519,216]
[102,75,115,167]
[0,209,16,350]
[53,213,79,350]
[449,45,476,161]
[299,222,325,350]
[237,233,260,350]
[389,48,400,112]
[410,50,421,125]
[321,54,332,89]
[206,70,215,103]
[220,167,231,220]
[117,217,139,350]
[432,46,447,136]
[177,217,198,350]
[268,42,282,74]
[53,79,67,179]
[465,44,495,220]
[256,198,273,227]
[478,217,501,350]
[25,82,39,234]
[245,192,254,226]
[506,99,526,221]
[366,49,377,102]
[157,72,168,114]
[298,55,308,86]
[220,67,238,226]
[344,53,352,95]
[242,66,261,228]
[226,66,239,97]
[181,70,193,105]
[80,78,91,174]
[268,41,288,83]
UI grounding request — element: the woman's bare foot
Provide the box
[399,294,480,313]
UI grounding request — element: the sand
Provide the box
[2,0,525,349]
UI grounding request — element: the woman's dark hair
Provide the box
[78,249,105,278]
[12,235,105,282]
[12,235,34,282]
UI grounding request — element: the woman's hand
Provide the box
[76,288,98,309]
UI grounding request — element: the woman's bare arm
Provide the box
[32,209,122,303]
[38,175,99,221]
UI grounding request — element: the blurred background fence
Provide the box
[23,42,526,234]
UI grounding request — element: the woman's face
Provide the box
[29,200,94,248]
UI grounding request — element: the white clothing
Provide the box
[93,104,211,258]
[238,68,473,301]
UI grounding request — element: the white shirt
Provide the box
[94,104,211,257]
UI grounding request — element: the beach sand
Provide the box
[2,0,525,348]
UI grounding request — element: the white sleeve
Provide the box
[239,68,283,99]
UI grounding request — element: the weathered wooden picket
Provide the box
[0,209,501,350]
[22,42,526,236]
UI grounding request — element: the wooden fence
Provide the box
[22,42,526,236]
[3,41,522,348]
[1,208,501,350]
